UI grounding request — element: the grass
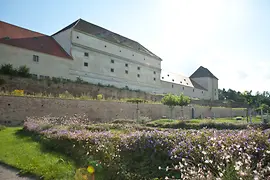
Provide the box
[146,117,268,130]
[0,127,76,180]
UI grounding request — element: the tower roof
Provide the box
[190,66,218,80]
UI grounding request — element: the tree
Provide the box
[178,93,191,119]
[126,98,146,122]
[161,93,190,119]
[241,90,256,123]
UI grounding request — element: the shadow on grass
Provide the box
[15,129,88,168]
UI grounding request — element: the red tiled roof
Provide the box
[0,21,72,60]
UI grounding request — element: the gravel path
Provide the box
[0,164,36,180]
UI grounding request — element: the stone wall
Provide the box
[0,96,246,126]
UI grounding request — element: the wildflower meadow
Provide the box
[23,115,270,179]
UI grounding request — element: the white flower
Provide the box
[266,150,270,154]
[205,160,209,164]
[158,166,161,170]
[202,151,207,155]
[165,176,169,180]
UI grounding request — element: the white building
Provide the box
[0,19,218,100]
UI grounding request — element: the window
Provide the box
[162,77,164,79]
[84,62,88,67]
[193,89,195,92]
[183,87,185,90]
[84,52,89,57]
[154,71,156,74]
[144,58,145,60]
[202,91,204,94]
[104,45,107,48]
[119,50,121,52]
[4,36,10,40]
[172,79,174,82]
[137,74,140,78]
[33,55,39,62]
[111,59,114,63]
[184,79,186,81]
[77,36,79,39]
[125,63,128,67]
[111,68,114,72]
[172,84,174,88]
[132,54,134,56]
[125,70,128,74]
[167,74,169,77]
[215,92,217,96]
[154,78,156,81]
[137,67,140,70]
[186,83,188,85]
[180,81,182,83]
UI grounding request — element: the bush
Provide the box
[11,89,24,96]
[17,65,30,77]
[0,78,6,85]
[97,94,103,100]
[0,125,6,131]
[0,64,17,76]
[23,117,270,179]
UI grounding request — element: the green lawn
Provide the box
[0,127,76,180]
[150,117,262,125]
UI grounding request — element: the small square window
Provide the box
[172,79,174,82]
[137,74,140,78]
[137,67,140,70]
[105,45,107,48]
[193,89,195,92]
[184,79,186,81]
[125,63,128,67]
[180,81,182,83]
[183,87,185,90]
[111,59,114,63]
[202,91,204,94]
[84,52,89,57]
[111,68,114,72]
[125,70,128,74]
[172,84,174,88]
[154,71,156,74]
[186,83,188,85]
[77,36,79,39]
[119,50,121,52]
[33,55,39,62]
[84,62,88,67]
[167,74,169,77]
[154,78,156,81]
[162,77,164,79]
[215,92,217,96]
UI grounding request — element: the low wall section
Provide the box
[0,96,246,125]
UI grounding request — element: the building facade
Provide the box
[0,19,218,100]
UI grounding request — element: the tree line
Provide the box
[218,88,270,112]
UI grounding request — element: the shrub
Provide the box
[17,65,30,77]
[0,64,17,76]
[0,125,6,131]
[11,89,24,96]
[97,94,103,100]
[58,91,74,99]
[0,78,6,85]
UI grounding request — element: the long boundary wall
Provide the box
[0,96,246,126]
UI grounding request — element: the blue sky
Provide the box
[1,0,270,93]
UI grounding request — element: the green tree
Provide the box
[161,93,190,119]
[241,90,256,123]
[126,98,146,122]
